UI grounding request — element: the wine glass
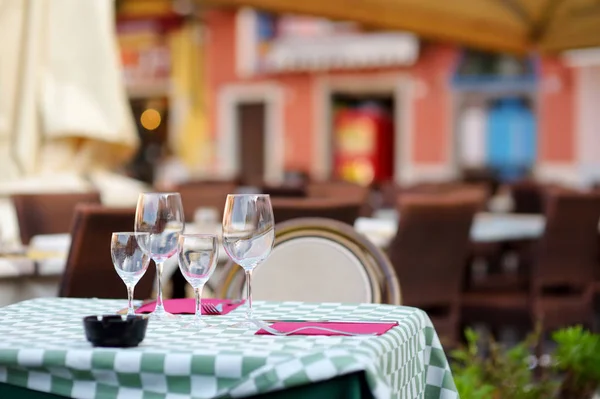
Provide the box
[177,234,219,328]
[134,192,185,320]
[222,194,275,328]
[111,232,151,316]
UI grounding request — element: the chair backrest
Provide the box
[379,180,402,209]
[307,180,368,200]
[307,180,372,216]
[533,192,600,292]
[271,197,363,225]
[261,184,307,198]
[388,193,479,309]
[510,180,546,214]
[219,217,401,304]
[11,192,102,245]
[59,204,155,299]
[175,181,237,222]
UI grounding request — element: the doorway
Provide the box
[329,92,396,185]
[236,102,266,186]
[313,74,412,183]
[217,83,284,184]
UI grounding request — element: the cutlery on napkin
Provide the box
[134,298,244,315]
[254,320,398,336]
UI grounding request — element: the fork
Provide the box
[251,319,376,337]
[202,303,223,315]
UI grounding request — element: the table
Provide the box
[356,212,545,247]
[0,298,458,398]
[0,257,66,307]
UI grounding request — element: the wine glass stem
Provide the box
[245,269,253,320]
[127,285,135,316]
[194,285,204,321]
[155,261,165,312]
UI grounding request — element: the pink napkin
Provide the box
[255,321,398,336]
[135,298,244,315]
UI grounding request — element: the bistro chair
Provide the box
[12,191,101,245]
[388,192,480,344]
[462,192,600,336]
[59,204,155,299]
[219,217,401,305]
[261,184,307,198]
[510,180,547,214]
[175,180,237,222]
[271,197,363,226]
[378,180,402,209]
[307,180,372,216]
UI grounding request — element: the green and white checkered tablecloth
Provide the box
[0,298,458,398]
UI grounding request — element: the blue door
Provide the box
[486,98,536,181]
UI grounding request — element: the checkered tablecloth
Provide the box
[0,298,458,399]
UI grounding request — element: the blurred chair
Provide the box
[174,180,237,222]
[271,197,363,225]
[461,167,500,197]
[387,193,480,344]
[463,192,600,335]
[307,180,372,216]
[510,180,546,214]
[307,180,368,199]
[500,182,581,283]
[379,180,402,209]
[11,192,101,245]
[59,204,155,299]
[219,217,400,304]
[261,184,306,198]
[405,182,490,209]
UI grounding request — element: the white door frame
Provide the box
[573,65,600,186]
[217,83,284,184]
[313,72,413,183]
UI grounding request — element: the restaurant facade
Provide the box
[202,9,598,187]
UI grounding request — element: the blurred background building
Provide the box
[112,0,600,190]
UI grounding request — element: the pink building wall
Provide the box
[538,58,575,163]
[205,10,576,179]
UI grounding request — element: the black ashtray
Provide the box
[83,315,149,348]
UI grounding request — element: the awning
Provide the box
[203,0,600,54]
[563,47,600,67]
[263,32,419,72]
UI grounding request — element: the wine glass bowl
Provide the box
[134,193,185,320]
[177,234,219,328]
[111,232,151,316]
[222,194,274,328]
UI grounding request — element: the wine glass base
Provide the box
[230,319,260,330]
[149,307,178,321]
[181,317,212,329]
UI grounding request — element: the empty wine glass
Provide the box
[177,234,219,328]
[111,232,151,316]
[222,194,274,328]
[134,192,185,320]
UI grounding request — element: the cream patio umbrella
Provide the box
[0,0,139,185]
[202,0,600,54]
[0,0,147,243]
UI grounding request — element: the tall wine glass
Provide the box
[134,192,184,320]
[111,232,151,316]
[177,234,218,328]
[222,194,274,328]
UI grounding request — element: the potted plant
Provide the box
[451,328,557,398]
[552,326,600,399]
[451,326,600,398]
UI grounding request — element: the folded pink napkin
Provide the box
[255,321,398,336]
[135,298,244,315]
